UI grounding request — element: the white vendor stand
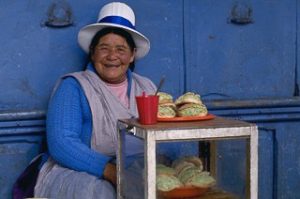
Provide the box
[117,116,258,199]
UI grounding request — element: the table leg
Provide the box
[250,126,259,199]
[117,128,125,199]
[145,131,156,199]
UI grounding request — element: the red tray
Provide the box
[157,114,215,122]
[158,186,209,198]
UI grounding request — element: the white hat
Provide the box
[78,2,150,59]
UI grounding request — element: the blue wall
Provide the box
[0,0,299,198]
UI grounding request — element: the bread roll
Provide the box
[173,161,195,176]
[156,174,183,191]
[158,103,177,118]
[182,156,204,172]
[157,92,173,104]
[177,167,202,184]
[184,172,216,188]
[175,92,202,106]
[156,164,176,176]
[172,156,203,172]
[177,103,208,117]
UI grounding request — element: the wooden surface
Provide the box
[119,116,255,131]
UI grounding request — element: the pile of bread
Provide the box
[156,156,216,192]
[157,92,208,118]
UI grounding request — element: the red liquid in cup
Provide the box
[136,94,159,125]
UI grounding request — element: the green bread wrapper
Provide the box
[156,164,176,176]
[184,171,216,188]
[177,103,208,117]
[156,174,183,191]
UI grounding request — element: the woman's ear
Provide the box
[130,48,137,63]
[90,49,95,62]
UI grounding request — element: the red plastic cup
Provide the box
[136,94,159,125]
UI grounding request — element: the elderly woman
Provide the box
[33,2,158,199]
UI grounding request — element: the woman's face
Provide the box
[91,33,135,84]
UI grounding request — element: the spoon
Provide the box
[155,76,165,95]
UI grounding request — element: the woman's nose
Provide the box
[107,48,118,59]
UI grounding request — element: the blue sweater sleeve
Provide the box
[46,77,111,177]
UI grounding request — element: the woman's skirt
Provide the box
[34,158,116,199]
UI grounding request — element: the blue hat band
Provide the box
[98,16,135,30]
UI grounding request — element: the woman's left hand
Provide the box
[103,163,117,186]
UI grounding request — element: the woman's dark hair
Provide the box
[89,27,136,71]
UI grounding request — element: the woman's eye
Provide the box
[117,48,125,53]
[99,47,108,51]
[95,45,107,51]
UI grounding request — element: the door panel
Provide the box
[184,0,296,100]
[131,0,185,97]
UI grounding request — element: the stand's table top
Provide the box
[118,116,255,130]
[118,116,257,141]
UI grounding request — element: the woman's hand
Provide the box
[103,162,117,186]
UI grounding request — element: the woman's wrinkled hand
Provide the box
[103,163,117,186]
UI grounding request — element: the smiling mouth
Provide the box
[105,64,120,68]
